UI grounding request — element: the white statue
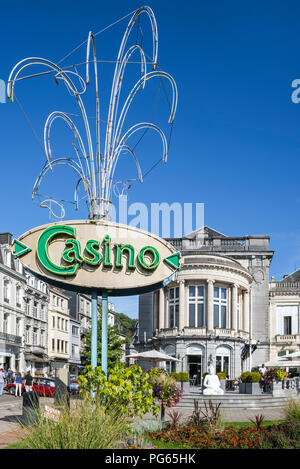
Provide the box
[203,365,224,395]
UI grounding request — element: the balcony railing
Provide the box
[275,334,300,343]
[0,332,22,344]
[270,282,300,292]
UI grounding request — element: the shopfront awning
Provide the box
[25,354,49,363]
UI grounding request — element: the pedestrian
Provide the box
[259,364,267,393]
[0,369,5,396]
[2,368,8,384]
[23,371,34,392]
[44,371,49,378]
[7,368,13,384]
[15,372,23,397]
[259,364,267,376]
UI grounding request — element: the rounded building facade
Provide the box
[149,253,252,381]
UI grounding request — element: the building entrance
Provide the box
[188,355,202,386]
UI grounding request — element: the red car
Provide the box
[5,377,56,397]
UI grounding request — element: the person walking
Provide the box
[7,368,13,384]
[0,369,5,396]
[2,368,8,385]
[15,372,23,397]
[23,371,34,392]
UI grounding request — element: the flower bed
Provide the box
[148,425,265,449]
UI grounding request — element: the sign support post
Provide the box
[101,290,108,378]
[91,291,98,371]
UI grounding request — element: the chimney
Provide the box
[0,233,12,245]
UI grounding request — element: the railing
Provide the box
[0,332,22,344]
[275,334,300,343]
[270,282,300,291]
[182,327,207,336]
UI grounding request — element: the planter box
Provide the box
[239,383,246,394]
[239,382,261,394]
[181,382,190,393]
[220,379,226,392]
[272,380,284,396]
[245,382,261,395]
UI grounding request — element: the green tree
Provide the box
[82,308,127,369]
[114,312,137,338]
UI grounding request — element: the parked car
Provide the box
[5,377,56,397]
[69,379,80,395]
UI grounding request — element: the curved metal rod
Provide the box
[40,199,66,219]
[32,158,92,207]
[86,32,101,204]
[104,6,158,184]
[44,111,90,180]
[106,122,167,200]
[55,69,87,96]
[7,58,97,215]
[112,70,177,155]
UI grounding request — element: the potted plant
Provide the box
[265,368,286,395]
[170,372,190,392]
[239,372,261,394]
[239,371,250,394]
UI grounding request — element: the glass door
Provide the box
[188,355,202,386]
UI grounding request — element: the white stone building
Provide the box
[269,271,300,365]
[23,272,49,375]
[136,227,274,382]
[48,287,70,372]
[0,233,26,372]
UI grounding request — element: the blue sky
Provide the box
[1,0,300,317]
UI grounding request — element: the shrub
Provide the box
[78,364,160,418]
[240,371,251,383]
[217,372,226,380]
[19,399,128,449]
[276,369,286,381]
[285,399,300,423]
[171,372,189,382]
[240,372,261,383]
[247,372,261,383]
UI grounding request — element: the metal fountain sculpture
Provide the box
[7,6,178,376]
[7,6,177,221]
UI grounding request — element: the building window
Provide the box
[57,339,60,352]
[165,345,176,373]
[33,328,38,345]
[284,316,292,335]
[16,318,21,336]
[16,286,21,306]
[72,325,79,336]
[26,326,30,343]
[40,330,45,347]
[52,316,55,328]
[276,306,298,335]
[3,314,9,333]
[188,285,205,327]
[52,339,55,352]
[33,302,38,318]
[3,280,9,302]
[168,287,179,328]
[213,286,227,328]
[57,317,61,330]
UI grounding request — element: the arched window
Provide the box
[165,344,176,373]
[216,345,231,377]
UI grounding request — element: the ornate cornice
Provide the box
[180,262,252,283]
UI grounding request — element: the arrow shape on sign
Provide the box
[13,240,32,259]
[164,252,181,270]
